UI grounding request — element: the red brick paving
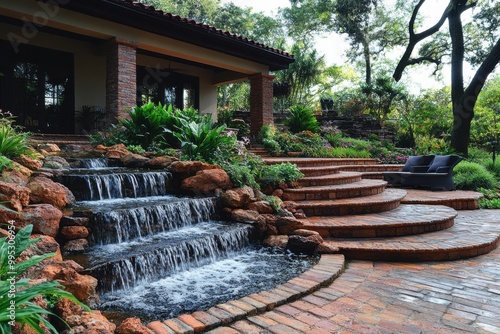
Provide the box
[204,244,500,333]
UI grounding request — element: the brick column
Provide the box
[249,73,275,139]
[106,39,137,126]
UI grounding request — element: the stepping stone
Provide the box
[300,204,457,238]
[295,188,407,216]
[283,179,387,201]
[297,171,362,187]
[322,209,500,261]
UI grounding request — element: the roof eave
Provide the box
[53,0,294,70]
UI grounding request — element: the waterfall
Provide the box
[81,158,108,169]
[87,224,252,293]
[62,171,172,201]
[89,197,216,244]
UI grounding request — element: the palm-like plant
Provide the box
[283,105,319,133]
[0,224,88,333]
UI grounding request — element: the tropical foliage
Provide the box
[0,225,88,333]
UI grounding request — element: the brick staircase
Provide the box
[262,156,500,262]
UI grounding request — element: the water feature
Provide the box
[60,158,318,322]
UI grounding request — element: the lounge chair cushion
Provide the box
[426,154,461,173]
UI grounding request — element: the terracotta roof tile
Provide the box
[117,0,292,58]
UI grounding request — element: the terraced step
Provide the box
[264,157,377,168]
[297,165,343,177]
[402,189,483,210]
[283,179,387,201]
[297,171,363,187]
[338,164,404,173]
[295,188,407,216]
[300,204,457,238]
[321,210,500,261]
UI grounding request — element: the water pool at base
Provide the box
[98,245,318,323]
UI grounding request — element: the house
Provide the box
[0,0,294,137]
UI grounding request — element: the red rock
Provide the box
[247,200,274,214]
[116,317,154,334]
[263,235,289,248]
[221,187,253,208]
[287,235,321,255]
[275,216,305,235]
[14,154,43,171]
[65,310,116,334]
[106,143,131,159]
[121,153,149,167]
[62,239,89,254]
[145,155,178,169]
[168,160,219,175]
[181,169,232,195]
[230,209,261,223]
[293,229,321,237]
[45,266,99,305]
[0,181,30,211]
[27,176,75,209]
[60,226,89,240]
[18,234,62,266]
[1,169,30,185]
[20,204,63,238]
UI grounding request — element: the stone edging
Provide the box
[146,254,346,334]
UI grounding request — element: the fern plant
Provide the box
[283,105,319,133]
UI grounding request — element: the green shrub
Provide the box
[0,110,30,158]
[0,224,88,333]
[302,146,371,158]
[283,105,319,133]
[258,162,304,187]
[258,124,277,143]
[262,138,282,156]
[221,162,260,189]
[453,161,497,190]
[126,145,146,155]
[484,159,500,179]
[171,117,235,162]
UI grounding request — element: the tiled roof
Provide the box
[118,0,293,58]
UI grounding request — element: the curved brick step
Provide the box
[297,165,343,177]
[264,157,377,168]
[146,254,346,333]
[322,210,500,262]
[402,189,483,210]
[283,179,387,201]
[295,188,407,216]
[300,204,457,238]
[297,171,363,187]
[338,164,404,173]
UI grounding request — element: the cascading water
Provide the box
[61,158,318,322]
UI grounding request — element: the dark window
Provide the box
[137,66,199,110]
[0,41,74,134]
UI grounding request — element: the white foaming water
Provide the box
[99,246,317,322]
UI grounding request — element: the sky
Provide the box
[219,0,481,93]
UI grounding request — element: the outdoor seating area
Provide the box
[383,154,464,190]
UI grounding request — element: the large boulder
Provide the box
[145,155,178,169]
[230,209,261,223]
[18,234,62,264]
[275,216,305,235]
[60,226,89,240]
[105,143,131,159]
[41,263,99,306]
[263,235,289,248]
[14,154,43,171]
[20,204,63,238]
[43,156,70,169]
[247,200,274,214]
[221,186,254,208]
[0,181,30,211]
[287,234,322,255]
[168,160,219,176]
[27,176,75,209]
[181,169,232,196]
[121,153,149,168]
[55,298,116,334]
[116,318,154,334]
[1,168,30,186]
